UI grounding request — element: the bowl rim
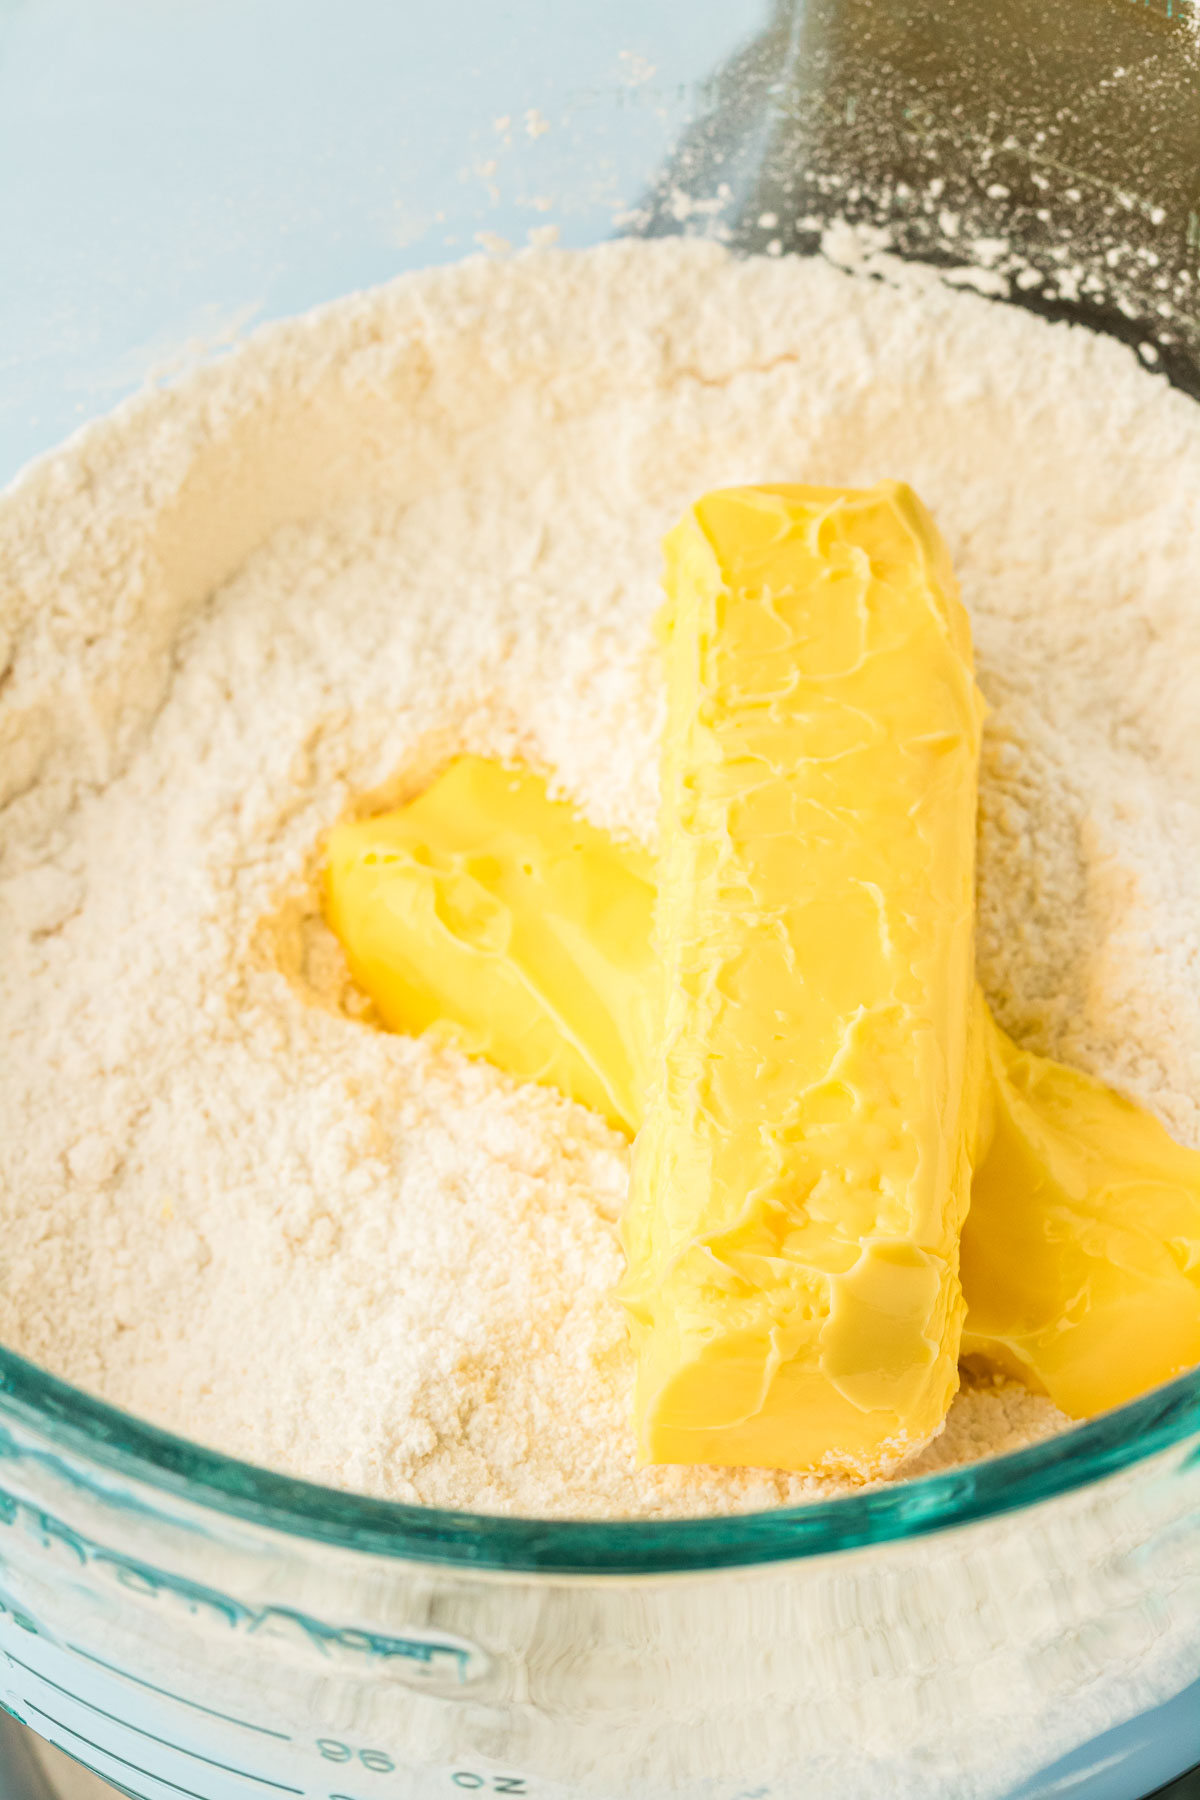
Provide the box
[1,1344,1197,1575]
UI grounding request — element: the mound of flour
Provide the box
[1,240,1197,1517]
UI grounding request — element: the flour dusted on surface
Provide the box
[1,240,1197,1517]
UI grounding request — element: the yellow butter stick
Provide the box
[621,482,986,1477]
[323,754,1200,1429]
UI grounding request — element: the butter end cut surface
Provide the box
[621,482,986,1478]
[961,1006,1200,1418]
[322,756,657,1135]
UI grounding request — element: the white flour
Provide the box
[1,239,1197,1519]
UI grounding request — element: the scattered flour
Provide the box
[1,239,1197,1518]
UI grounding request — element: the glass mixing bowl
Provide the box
[1,3,1198,1797]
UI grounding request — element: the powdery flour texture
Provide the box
[1,239,1198,1518]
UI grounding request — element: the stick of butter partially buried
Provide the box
[326,746,1200,1443]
